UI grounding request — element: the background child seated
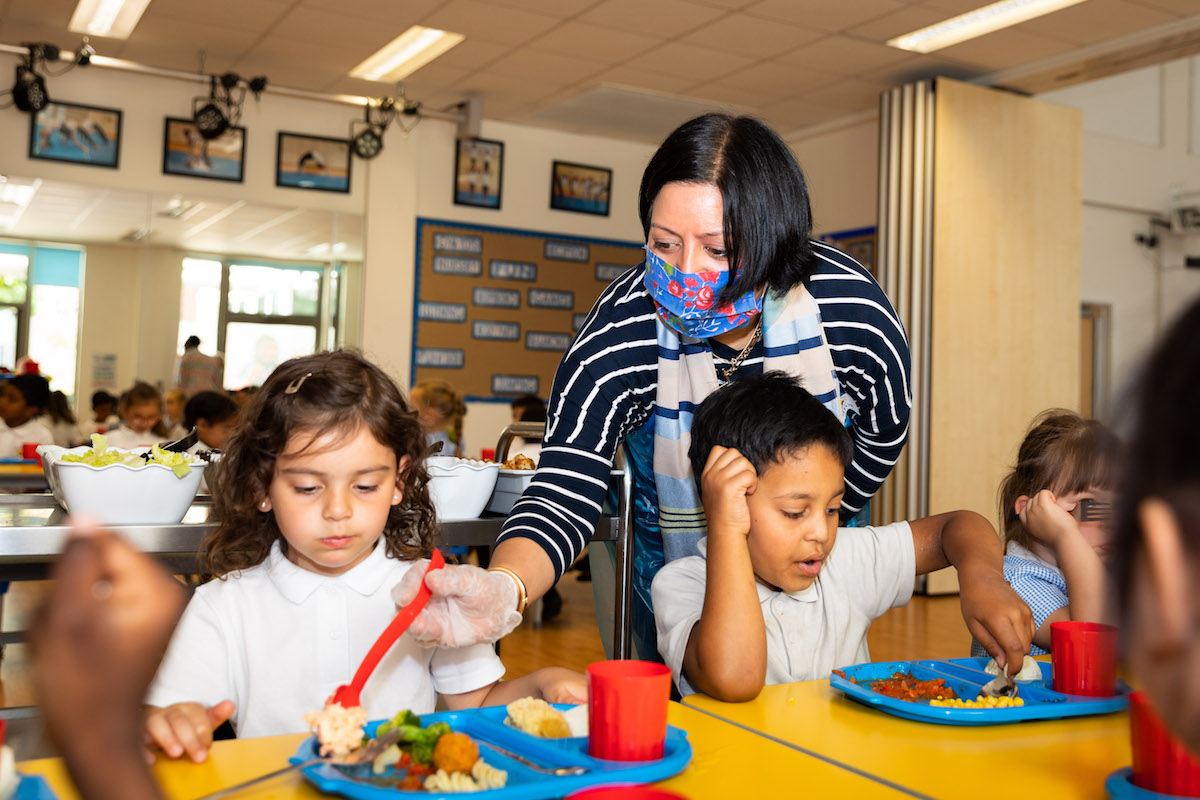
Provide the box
[652,372,1033,701]
[145,351,584,763]
[971,410,1120,657]
[0,373,54,457]
[106,383,169,449]
[79,390,119,438]
[183,390,238,452]
[411,379,466,457]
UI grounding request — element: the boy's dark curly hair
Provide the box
[202,349,435,577]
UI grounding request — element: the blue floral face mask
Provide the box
[642,247,760,338]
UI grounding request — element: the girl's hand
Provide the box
[144,701,235,763]
[392,562,522,647]
[700,446,757,538]
[535,667,588,705]
[1018,489,1079,549]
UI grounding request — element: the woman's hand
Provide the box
[1018,489,1080,550]
[392,561,522,647]
[144,701,235,763]
[700,446,757,538]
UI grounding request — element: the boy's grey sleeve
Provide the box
[840,521,917,621]
[650,558,706,697]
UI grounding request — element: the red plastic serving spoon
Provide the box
[328,548,445,708]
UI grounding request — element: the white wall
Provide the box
[1039,57,1200,401]
[790,117,880,236]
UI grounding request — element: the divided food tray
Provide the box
[830,657,1131,726]
[294,705,692,798]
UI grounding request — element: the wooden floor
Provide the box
[1,570,971,706]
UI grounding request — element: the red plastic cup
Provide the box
[21,442,41,465]
[587,660,671,761]
[1131,691,1200,797]
[481,448,496,462]
[1050,620,1117,696]
[567,788,686,799]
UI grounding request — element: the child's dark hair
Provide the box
[510,394,546,424]
[46,390,76,424]
[9,374,49,412]
[1114,300,1200,619]
[998,410,1122,551]
[91,390,116,408]
[120,382,169,437]
[184,390,238,430]
[203,350,434,577]
[688,371,852,490]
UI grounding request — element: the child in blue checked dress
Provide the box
[971,410,1122,657]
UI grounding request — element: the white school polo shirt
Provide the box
[147,540,505,739]
[0,417,53,457]
[652,522,915,696]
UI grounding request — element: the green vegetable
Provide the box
[374,710,450,765]
[61,434,195,479]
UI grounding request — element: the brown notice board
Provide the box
[412,218,644,400]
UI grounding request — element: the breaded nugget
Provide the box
[431,731,479,775]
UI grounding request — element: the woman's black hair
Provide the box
[1113,299,1200,619]
[688,371,851,491]
[184,390,238,429]
[639,113,816,303]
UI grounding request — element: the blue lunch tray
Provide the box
[293,705,692,799]
[830,657,1130,726]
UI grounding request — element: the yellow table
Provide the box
[684,679,1131,798]
[19,703,911,798]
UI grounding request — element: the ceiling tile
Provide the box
[682,11,825,58]
[125,16,260,61]
[239,35,358,74]
[485,49,611,87]
[143,0,290,31]
[487,0,602,16]
[525,21,666,63]
[935,28,1082,72]
[705,59,839,96]
[1127,0,1194,13]
[590,66,697,94]
[420,0,564,46]
[857,51,981,85]
[1017,0,1179,46]
[745,0,908,32]
[625,41,757,82]
[299,0,441,25]
[452,69,561,105]
[6,0,74,25]
[691,0,759,8]
[797,76,893,111]
[428,40,513,71]
[683,81,776,109]
[845,5,953,42]
[269,7,399,50]
[759,95,850,132]
[578,0,727,38]
[774,34,914,75]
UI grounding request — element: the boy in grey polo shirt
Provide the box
[651,372,1034,700]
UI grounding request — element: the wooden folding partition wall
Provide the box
[876,78,1082,592]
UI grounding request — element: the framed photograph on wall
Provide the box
[275,132,351,193]
[821,227,877,276]
[29,101,122,168]
[454,138,503,210]
[162,117,246,183]
[550,160,612,216]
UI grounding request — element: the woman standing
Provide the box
[399,114,916,657]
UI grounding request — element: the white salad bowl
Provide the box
[484,467,536,515]
[37,444,205,525]
[425,455,499,521]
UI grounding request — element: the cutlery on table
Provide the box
[479,740,589,776]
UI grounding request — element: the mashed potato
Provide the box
[505,697,571,738]
[303,702,368,757]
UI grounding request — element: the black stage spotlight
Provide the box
[352,125,384,159]
[247,75,268,98]
[12,63,49,112]
[192,75,230,139]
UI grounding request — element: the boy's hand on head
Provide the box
[144,700,235,763]
[1018,489,1079,547]
[701,446,757,538]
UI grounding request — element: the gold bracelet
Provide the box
[487,567,528,615]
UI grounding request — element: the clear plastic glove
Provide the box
[392,560,522,647]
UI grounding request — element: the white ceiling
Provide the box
[2,0,1198,141]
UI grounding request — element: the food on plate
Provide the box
[61,434,196,478]
[501,454,536,470]
[505,696,571,738]
[561,703,589,737]
[867,672,959,702]
[983,655,1042,682]
[432,731,479,775]
[930,696,1025,708]
[366,710,508,791]
[303,701,368,757]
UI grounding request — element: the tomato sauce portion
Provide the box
[867,671,958,701]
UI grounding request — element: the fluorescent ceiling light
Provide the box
[887,0,1088,53]
[68,0,153,39]
[350,26,465,83]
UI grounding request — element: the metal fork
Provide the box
[479,740,588,776]
[1077,498,1112,523]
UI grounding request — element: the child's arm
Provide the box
[910,510,1035,676]
[441,667,587,709]
[680,446,767,702]
[1019,490,1106,651]
[144,700,235,763]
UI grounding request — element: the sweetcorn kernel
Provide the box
[929,696,1024,708]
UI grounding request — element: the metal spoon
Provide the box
[978,673,1019,699]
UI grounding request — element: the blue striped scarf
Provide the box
[653,282,844,564]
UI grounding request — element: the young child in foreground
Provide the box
[970,410,1121,658]
[651,372,1034,701]
[145,350,585,762]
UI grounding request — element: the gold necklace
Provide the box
[716,321,762,384]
